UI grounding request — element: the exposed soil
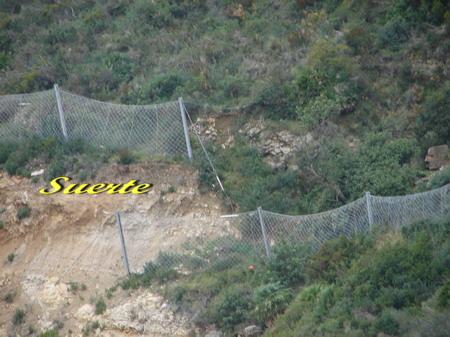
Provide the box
[0,162,228,337]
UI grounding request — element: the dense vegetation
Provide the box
[1,1,449,335]
[1,0,449,213]
[120,217,450,337]
[0,136,140,182]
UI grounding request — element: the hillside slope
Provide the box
[0,162,227,337]
[0,1,449,336]
[1,0,449,215]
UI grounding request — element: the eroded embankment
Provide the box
[0,163,227,337]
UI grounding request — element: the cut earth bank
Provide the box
[0,162,231,337]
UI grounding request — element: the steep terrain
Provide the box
[0,0,449,214]
[0,1,449,336]
[0,163,228,337]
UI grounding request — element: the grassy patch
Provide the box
[40,330,59,337]
[12,308,25,325]
[17,205,31,220]
[94,298,106,315]
[7,252,15,263]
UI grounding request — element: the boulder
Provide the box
[243,325,262,336]
[204,331,223,337]
[425,145,448,170]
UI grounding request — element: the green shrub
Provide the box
[7,252,15,263]
[339,133,419,198]
[373,311,399,335]
[28,325,36,335]
[145,73,185,102]
[220,75,250,101]
[0,142,15,164]
[416,83,450,150]
[40,329,59,337]
[0,51,9,70]
[120,274,142,290]
[201,140,303,213]
[255,82,297,120]
[122,72,186,104]
[263,284,336,337]
[389,0,450,26]
[1,137,109,180]
[82,321,100,336]
[17,205,31,220]
[307,235,374,283]
[437,279,450,308]
[377,19,410,50]
[0,11,11,30]
[0,220,4,230]
[83,7,107,33]
[5,152,26,175]
[0,1,21,13]
[68,281,86,294]
[266,242,310,287]
[265,220,449,337]
[209,285,252,331]
[14,70,53,92]
[427,166,450,189]
[94,298,106,315]
[104,53,134,83]
[117,149,135,165]
[348,233,442,311]
[252,282,293,323]
[46,159,65,179]
[45,25,77,45]
[298,93,345,127]
[344,25,374,54]
[0,30,11,52]
[52,320,64,330]
[293,39,364,128]
[131,0,172,29]
[139,260,179,285]
[13,308,25,325]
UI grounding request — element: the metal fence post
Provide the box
[53,84,68,140]
[365,192,374,231]
[115,212,131,276]
[441,187,447,216]
[257,207,271,258]
[178,97,193,160]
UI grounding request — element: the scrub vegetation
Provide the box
[0,0,449,335]
[123,217,450,337]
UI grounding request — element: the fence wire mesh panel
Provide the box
[0,90,62,140]
[0,88,189,157]
[370,185,450,230]
[116,212,250,275]
[116,184,449,275]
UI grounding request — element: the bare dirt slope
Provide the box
[0,162,228,337]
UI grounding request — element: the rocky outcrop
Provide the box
[425,145,449,170]
[191,117,218,142]
[204,330,223,337]
[240,121,315,170]
[101,291,189,336]
[243,325,262,336]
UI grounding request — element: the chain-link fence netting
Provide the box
[117,183,450,275]
[0,88,190,157]
[117,212,243,275]
[0,90,61,140]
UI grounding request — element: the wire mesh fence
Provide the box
[0,87,191,157]
[117,183,450,275]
